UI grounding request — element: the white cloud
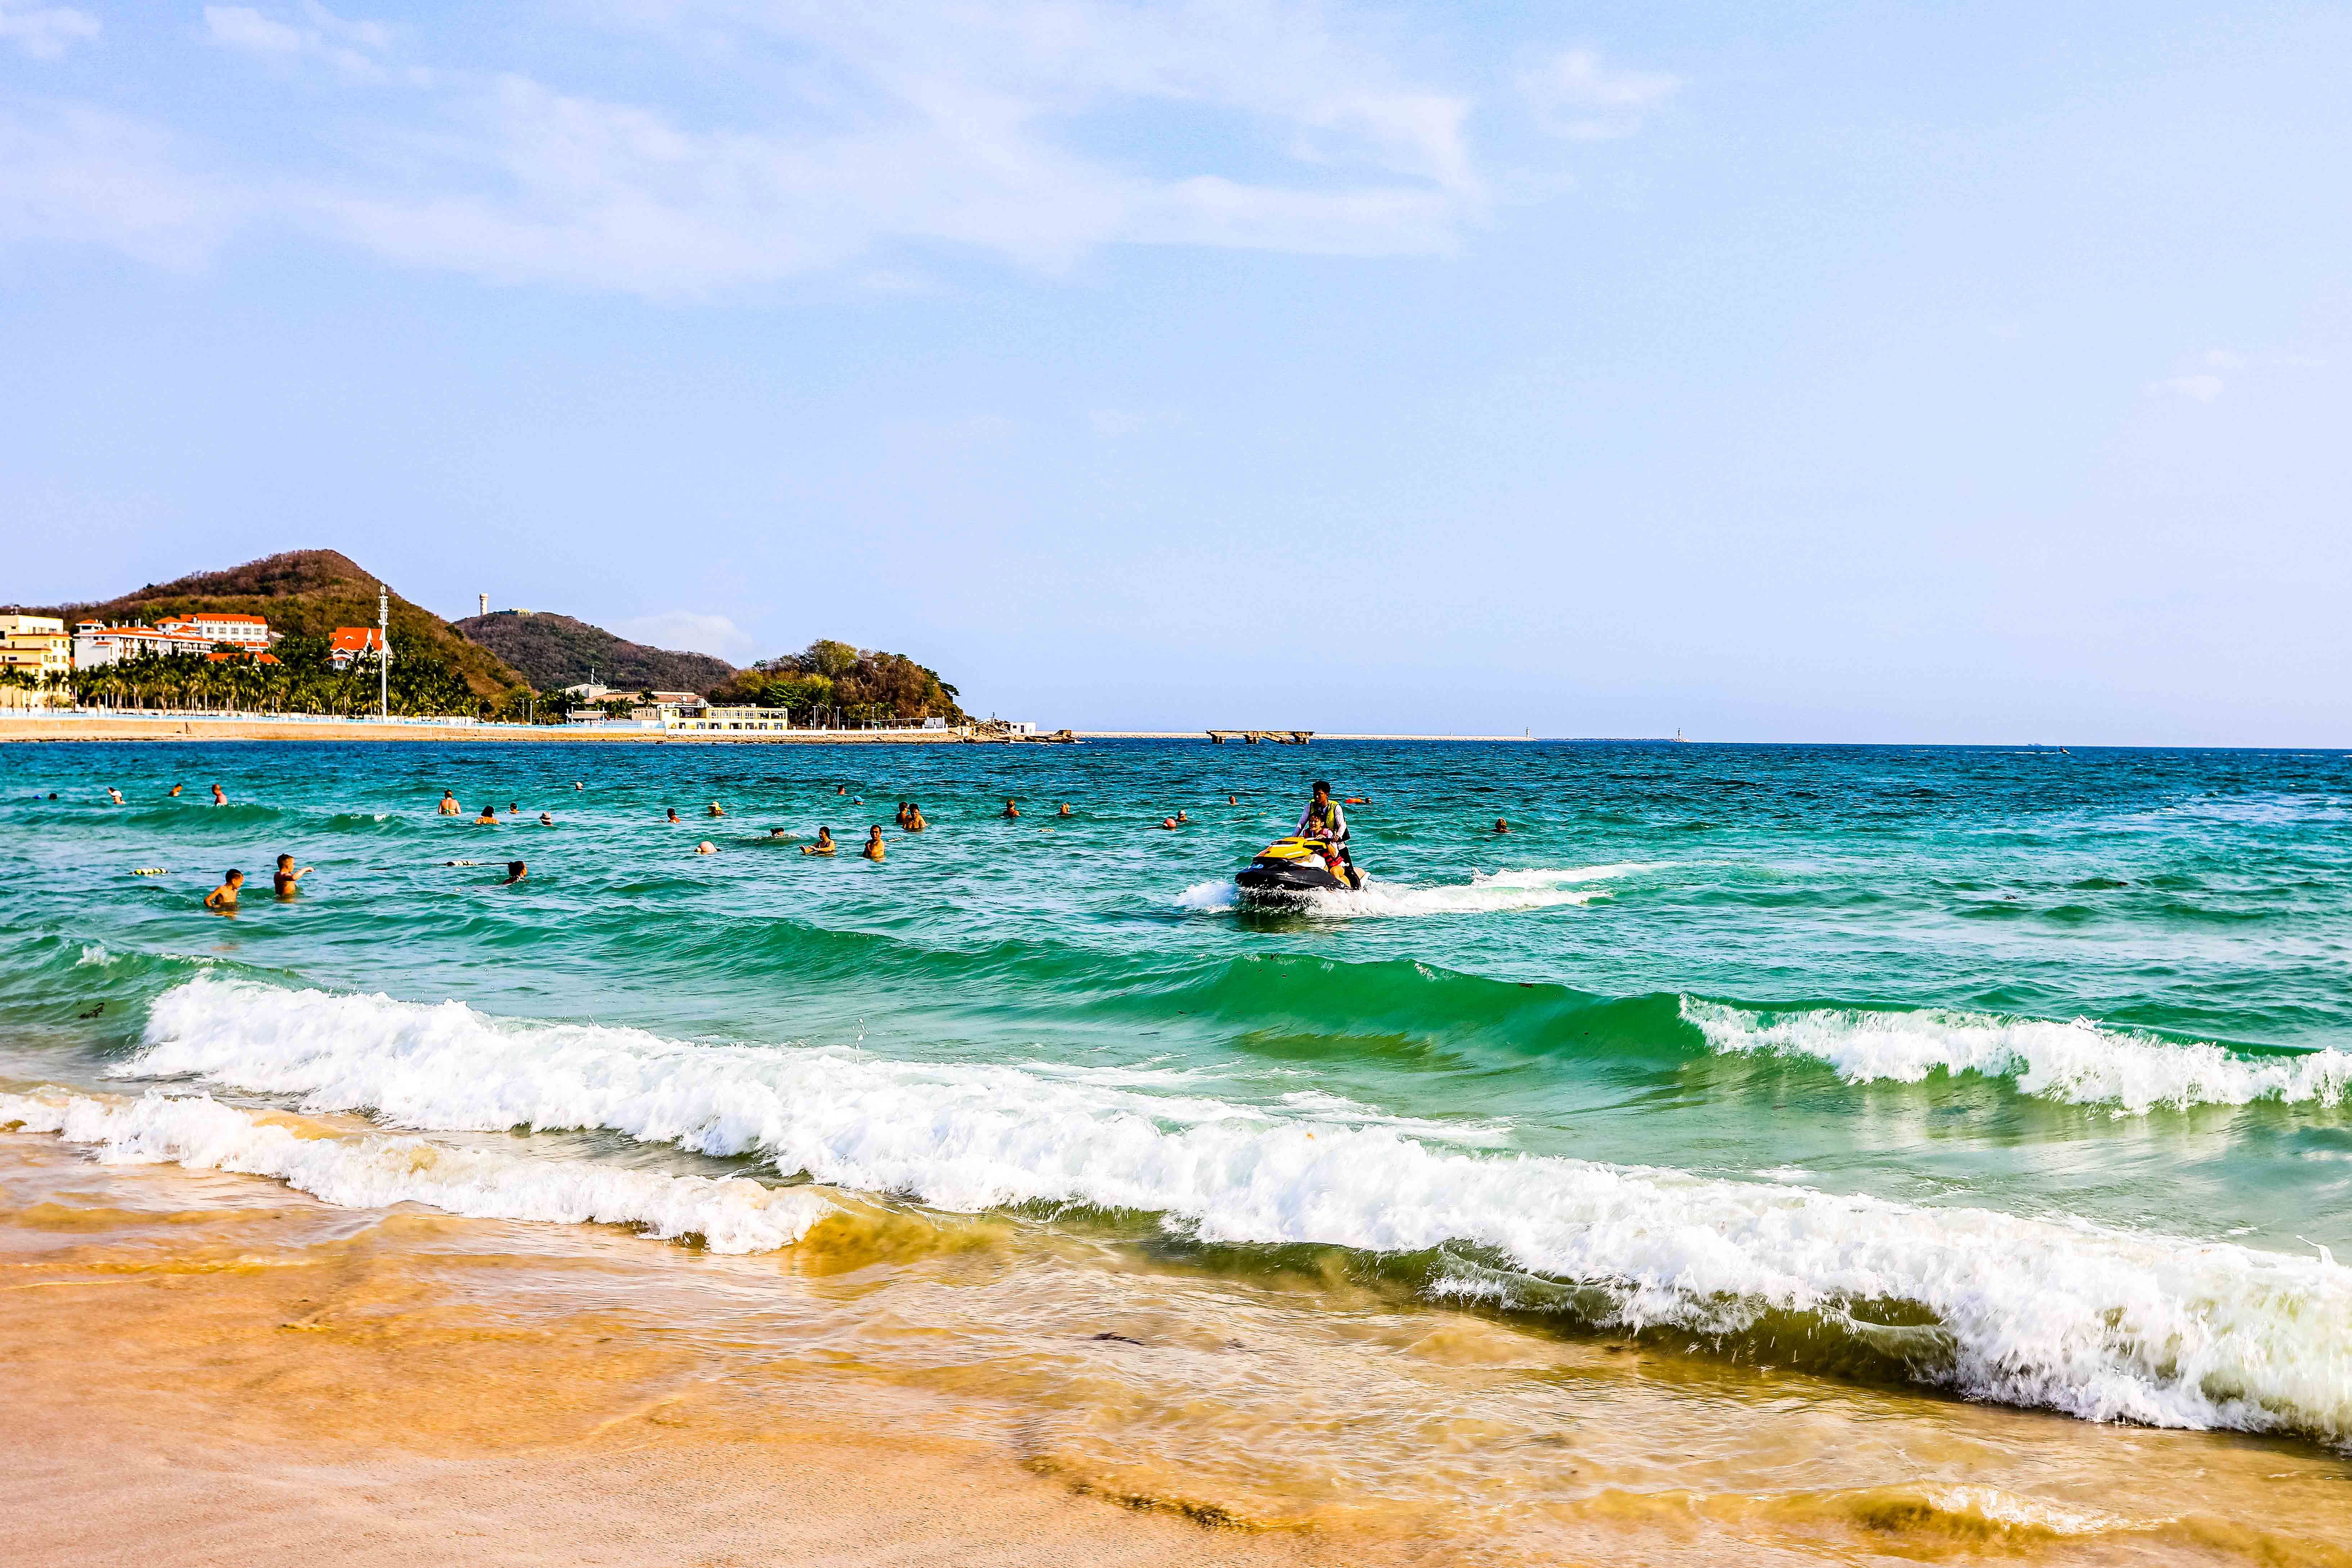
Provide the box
[615,611,759,661]
[1518,48,1679,140]
[0,106,244,268]
[2151,373,2225,403]
[204,4,387,77]
[0,0,99,59]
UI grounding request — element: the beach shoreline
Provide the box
[0,716,972,745]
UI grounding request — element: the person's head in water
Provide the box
[1494,817,1510,832]
[501,861,527,884]
[538,812,553,826]
[666,807,680,823]
[1058,803,1071,816]
[707,801,724,817]
[169,783,183,797]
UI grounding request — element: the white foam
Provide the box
[0,1086,833,1254]
[76,944,115,967]
[1179,863,1642,918]
[113,976,2352,1442]
[1685,999,2352,1115]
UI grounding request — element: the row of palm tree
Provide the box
[0,643,552,720]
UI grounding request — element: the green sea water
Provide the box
[4,740,2349,1443]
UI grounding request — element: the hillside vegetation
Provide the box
[707,639,963,724]
[453,610,734,694]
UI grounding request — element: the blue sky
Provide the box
[3,1,2347,741]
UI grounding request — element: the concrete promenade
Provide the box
[0,713,968,745]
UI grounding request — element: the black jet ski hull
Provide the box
[1235,860,1358,898]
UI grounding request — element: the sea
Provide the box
[5,738,2350,1560]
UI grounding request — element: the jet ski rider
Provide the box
[1297,780,1358,887]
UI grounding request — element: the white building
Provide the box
[72,622,218,667]
[154,612,273,650]
[0,614,71,682]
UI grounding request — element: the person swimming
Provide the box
[509,801,520,815]
[476,804,498,825]
[1158,816,1178,830]
[894,801,909,826]
[203,869,243,911]
[105,786,123,805]
[1057,803,1072,817]
[904,803,927,832]
[802,827,837,856]
[1002,798,1020,818]
[862,826,885,861]
[210,784,226,806]
[168,783,183,798]
[574,781,584,791]
[1175,810,1188,824]
[707,801,725,817]
[537,812,553,826]
[1227,794,1237,806]
[666,807,681,823]
[767,826,792,838]
[439,791,460,815]
[272,854,311,898]
[1493,817,1510,833]
[695,841,718,855]
[500,861,527,885]
[836,785,849,796]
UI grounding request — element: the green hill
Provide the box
[452,610,735,695]
[9,549,526,697]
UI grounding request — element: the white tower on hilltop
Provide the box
[479,593,489,617]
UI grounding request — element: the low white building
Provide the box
[0,614,71,683]
[72,622,217,667]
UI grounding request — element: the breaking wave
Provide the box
[92,975,2352,1443]
[1684,999,2352,1114]
[0,1085,833,1253]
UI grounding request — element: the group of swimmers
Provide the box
[203,853,315,912]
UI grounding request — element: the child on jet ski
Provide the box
[1296,781,1362,888]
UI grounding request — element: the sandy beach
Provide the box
[0,716,972,745]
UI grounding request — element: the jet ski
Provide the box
[1235,836,1363,899]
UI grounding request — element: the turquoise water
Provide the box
[5,740,2349,1442]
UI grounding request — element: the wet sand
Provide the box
[5,1122,2349,1567]
[0,718,967,745]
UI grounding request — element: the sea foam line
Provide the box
[111,976,2352,1442]
[1177,862,1642,916]
[1683,998,2352,1114]
[0,1086,832,1253]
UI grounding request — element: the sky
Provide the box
[3,1,2348,742]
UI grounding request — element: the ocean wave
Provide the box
[1177,863,1642,917]
[0,1086,832,1253]
[1683,999,2352,1114]
[115,975,2352,1443]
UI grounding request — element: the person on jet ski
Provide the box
[1296,780,1360,887]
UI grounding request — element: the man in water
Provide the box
[106,787,123,805]
[695,841,718,855]
[203,869,243,911]
[475,804,499,825]
[538,812,554,826]
[904,803,927,832]
[862,826,886,861]
[1058,803,1072,817]
[1493,817,1510,833]
[1296,780,1358,887]
[1157,816,1178,830]
[210,783,226,806]
[802,827,837,856]
[272,854,311,898]
[707,801,725,817]
[439,791,459,815]
[1002,798,1020,818]
[500,861,527,884]
[168,783,184,798]
[666,807,681,823]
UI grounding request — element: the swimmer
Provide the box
[1493,817,1510,833]
[695,841,718,855]
[1002,798,1020,819]
[904,803,927,832]
[106,787,123,805]
[538,812,553,826]
[475,804,498,825]
[500,861,527,885]
[1058,803,1072,817]
[1346,796,1369,805]
[862,826,885,862]
[666,807,681,823]
[836,785,849,796]
[439,791,459,815]
[574,781,584,791]
[210,783,226,806]
[767,826,793,838]
[802,827,837,857]
[1158,816,1178,830]
[894,801,909,827]
[707,801,724,817]
[272,854,311,899]
[1175,810,1189,824]
[203,869,243,911]
[509,801,519,815]
[168,783,184,798]
[1227,794,1237,806]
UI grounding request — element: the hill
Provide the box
[452,611,735,695]
[10,549,526,698]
